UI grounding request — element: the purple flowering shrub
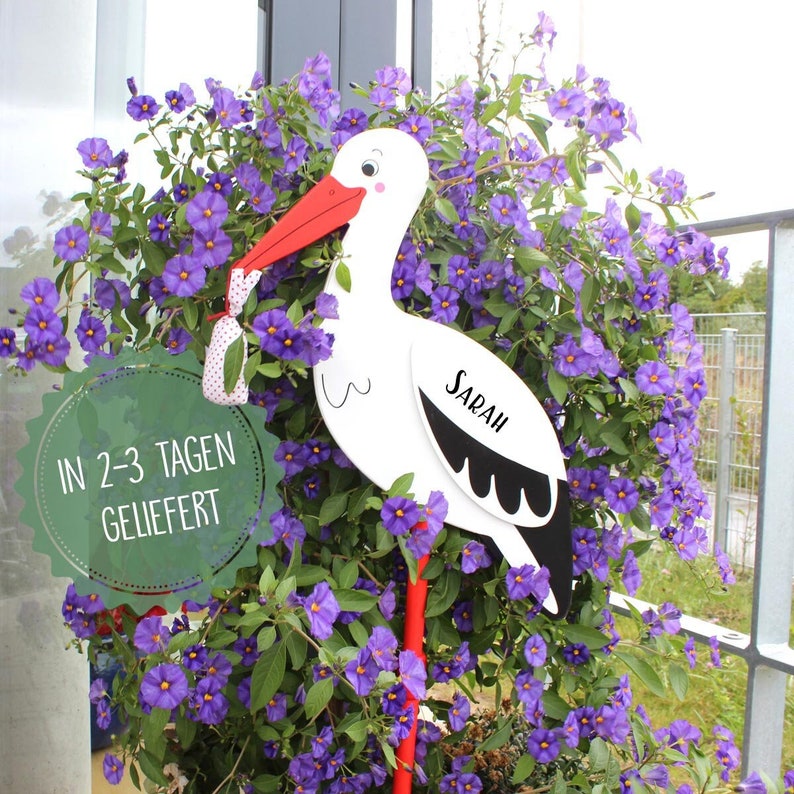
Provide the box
[12,13,782,794]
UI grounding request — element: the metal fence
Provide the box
[692,313,765,568]
[611,211,794,779]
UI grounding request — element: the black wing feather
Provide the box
[419,389,552,517]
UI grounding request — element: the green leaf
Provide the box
[588,737,610,772]
[257,361,283,379]
[478,718,513,752]
[333,588,379,612]
[562,624,608,649]
[387,472,415,497]
[319,492,348,525]
[615,650,666,698]
[304,676,334,720]
[480,99,505,125]
[512,754,536,784]
[546,367,569,406]
[336,558,360,589]
[580,276,599,317]
[434,196,460,224]
[142,706,169,760]
[343,719,370,742]
[136,748,169,787]
[250,640,287,713]
[565,147,586,190]
[140,241,168,276]
[181,297,198,329]
[425,569,461,617]
[223,332,245,395]
[668,661,689,701]
[335,261,352,292]
[599,430,630,456]
[625,202,641,233]
[175,711,197,749]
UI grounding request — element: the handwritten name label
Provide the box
[445,369,509,433]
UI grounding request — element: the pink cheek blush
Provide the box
[375,182,386,193]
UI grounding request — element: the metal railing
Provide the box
[693,314,765,568]
[611,210,794,778]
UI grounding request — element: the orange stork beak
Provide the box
[235,174,366,276]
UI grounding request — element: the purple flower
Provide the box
[2,327,18,358]
[89,677,109,704]
[252,309,303,359]
[650,167,687,204]
[303,582,340,640]
[95,697,112,729]
[281,135,309,173]
[273,441,307,478]
[183,644,208,672]
[397,113,432,143]
[604,477,639,514]
[186,191,228,233]
[527,727,560,763]
[249,181,276,214]
[126,94,160,121]
[102,753,124,785]
[636,360,675,396]
[709,635,722,668]
[90,211,113,238]
[192,677,229,724]
[460,540,491,573]
[212,87,243,128]
[369,85,397,110]
[192,227,232,269]
[204,653,232,688]
[133,615,167,653]
[506,564,550,603]
[380,495,420,535]
[524,634,548,667]
[94,278,131,310]
[76,312,107,353]
[21,277,59,310]
[162,255,206,297]
[146,213,171,243]
[714,542,736,585]
[24,305,62,344]
[165,89,186,113]
[54,224,89,261]
[430,285,459,323]
[547,87,587,120]
[233,635,261,667]
[366,626,398,671]
[139,663,188,710]
[399,649,427,699]
[553,335,589,377]
[165,327,191,355]
[346,649,380,695]
[621,549,642,595]
[173,182,191,203]
[684,637,697,670]
[562,643,590,666]
[737,772,767,794]
[265,692,287,722]
[77,137,113,168]
[448,691,470,732]
[391,260,415,300]
[453,601,474,632]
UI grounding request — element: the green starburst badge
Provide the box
[17,347,282,612]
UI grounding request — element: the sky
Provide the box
[432,0,794,281]
[3,0,792,282]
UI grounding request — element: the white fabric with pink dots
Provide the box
[202,268,262,405]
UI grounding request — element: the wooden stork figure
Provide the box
[204,128,572,791]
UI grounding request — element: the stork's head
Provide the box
[236,128,430,275]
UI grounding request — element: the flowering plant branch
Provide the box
[7,12,786,794]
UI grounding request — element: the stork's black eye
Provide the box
[361,159,379,177]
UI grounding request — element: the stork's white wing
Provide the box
[409,319,566,527]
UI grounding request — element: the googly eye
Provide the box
[361,159,379,177]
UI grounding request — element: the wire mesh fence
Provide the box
[692,313,765,569]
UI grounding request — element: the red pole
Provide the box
[393,552,429,794]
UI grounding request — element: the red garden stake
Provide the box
[394,551,429,794]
